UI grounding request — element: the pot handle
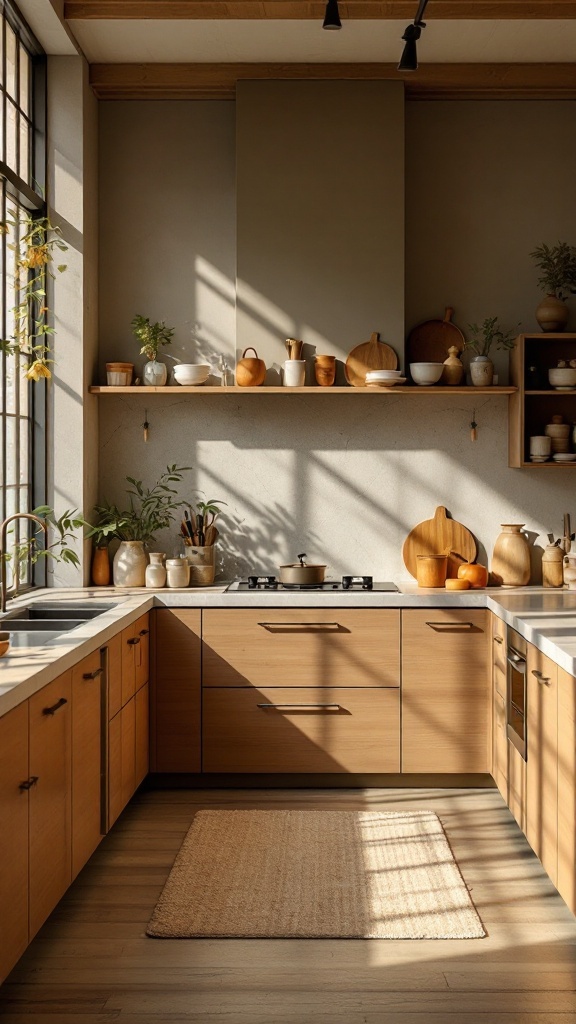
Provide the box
[242,347,259,359]
[297,552,307,566]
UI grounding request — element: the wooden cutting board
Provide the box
[345,332,398,387]
[406,307,465,369]
[403,506,478,579]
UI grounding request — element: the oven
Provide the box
[506,627,527,760]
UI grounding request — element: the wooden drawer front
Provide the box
[402,609,489,773]
[71,650,104,880]
[202,609,400,688]
[121,613,150,706]
[558,667,576,914]
[493,688,507,800]
[492,614,506,693]
[106,633,123,721]
[203,687,400,773]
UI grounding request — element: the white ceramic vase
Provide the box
[145,552,166,589]
[470,355,494,387]
[143,360,168,386]
[113,540,147,587]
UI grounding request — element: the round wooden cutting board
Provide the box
[345,332,398,387]
[403,506,478,579]
[405,307,465,369]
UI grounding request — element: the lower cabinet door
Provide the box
[0,703,29,983]
[508,740,527,833]
[203,687,400,773]
[493,688,508,800]
[71,650,104,879]
[108,699,136,829]
[557,666,576,914]
[135,683,149,788]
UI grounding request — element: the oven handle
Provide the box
[507,648,526,672]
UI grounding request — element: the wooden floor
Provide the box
[1,786,576,1023]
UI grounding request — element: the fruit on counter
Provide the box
[445,578,471,591]
[457,562,489,589]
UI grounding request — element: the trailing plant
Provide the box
[131,314,174,361]
[530,241,576,301]
[0,210,68,380]
[464,317,519,358]
[2,506,88,589]
[92,465,190,546]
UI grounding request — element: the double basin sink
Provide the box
[0,603,115,648]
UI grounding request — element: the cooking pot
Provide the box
[279,553,327,586]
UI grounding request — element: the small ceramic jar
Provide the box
[165,557,190,588]
[145,552,166,589]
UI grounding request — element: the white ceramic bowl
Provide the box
[409,362,443,385]
[365,370,403,381]
[549,367,576,389]
[173,363,210,386]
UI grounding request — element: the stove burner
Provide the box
[243,574,377,591]
[342,575,373,591]
[248,575,278,590]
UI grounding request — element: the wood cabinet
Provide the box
[121,613,150,705]
[402,609,490,773]
[203,609,400,688]
[507,741,527,832]
[203,687,400,773]
[151,609,201,772]
[492,614,508,800]
[71,649,104,879]
[135,682,149,787]
[28,671,72,940]
[0,703,30,983]
[105,615,150,828]
[557,666,576,913]
[509,332,576,468]
[526,646,558,883]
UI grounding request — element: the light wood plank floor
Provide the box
[1,787,576,1023]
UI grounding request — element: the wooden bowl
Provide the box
[0,631,10,658]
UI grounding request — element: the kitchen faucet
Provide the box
[0,513,47,614]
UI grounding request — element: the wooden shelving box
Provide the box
[89,385,517,396]
[509,333,576,468]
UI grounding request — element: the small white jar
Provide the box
[165,557,190,588]
[145,552,166,589]
[283,359,306,387]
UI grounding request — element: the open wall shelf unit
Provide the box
[509,333,576,468]
[89,385,517,395]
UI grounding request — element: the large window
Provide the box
[0,1,45,589]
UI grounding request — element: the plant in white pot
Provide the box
[530,241,576,332]
[132,314,174,386]
[464,317,518,387]
[92,465,190,587]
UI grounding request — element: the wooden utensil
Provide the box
[405,308,465,370]
[403,506,477,580]
[345,332,398,387]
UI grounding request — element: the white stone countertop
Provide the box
[1,582,576,715]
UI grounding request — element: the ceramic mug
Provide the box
[283,360,306,387]
[529,435,551,458]
[314,355,336,387]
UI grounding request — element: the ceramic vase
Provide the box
[143,360,168,386]
[470,355,494,387]
[535,294,569,333]
[145,552,166,589]
[91,545,111,586]
[491,524,531,586]
[441,345,464,386]
[113,540,147,587]
[314,355,336,387]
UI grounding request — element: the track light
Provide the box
[322,0,341,30]
[398,0,429,71]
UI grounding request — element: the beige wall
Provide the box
[97,97,576,583]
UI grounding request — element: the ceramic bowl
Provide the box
[365,370,403,381]
[173,363,211,386]
[409,362,443,385]
[0,631,10,658]
[545,422,570,438]
[549,367,576,389]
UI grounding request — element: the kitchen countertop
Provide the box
[1,583,576,715]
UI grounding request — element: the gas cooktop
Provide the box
[226,576,399,593]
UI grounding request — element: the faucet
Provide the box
[0,513,48,614]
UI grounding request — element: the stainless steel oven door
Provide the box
[507,644,527,759]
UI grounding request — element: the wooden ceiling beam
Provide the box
[66,1,576,19]
[89,62,576,99]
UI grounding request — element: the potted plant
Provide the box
[93,464,190,587]
[530,241,576,332]
[131,313,174,386]
[464,317,518,387]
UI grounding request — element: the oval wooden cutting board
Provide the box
[405,307,465,369]
[345,332,398,387]
[403,506,478,579]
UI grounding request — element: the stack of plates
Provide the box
[365,370,406,388]
[553,453,576,463]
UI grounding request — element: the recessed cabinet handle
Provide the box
[426,621,476,630]
[42,697,68,716]
[127,637,141,646]
[257,702,342,710]
[532,669,551,685]
[83,667,103,680]
[494,635,504,645]
[139,628,149,636]
[19,776,39,791]
[257,621,340,629]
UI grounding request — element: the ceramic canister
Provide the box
[491,524,531,586]
[166,557,190,588]
[283,360,306,387]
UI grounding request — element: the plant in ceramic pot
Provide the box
[464,317,518,387]
[131,314,174,386]
[530,241,576,332]
[93,464,190,587]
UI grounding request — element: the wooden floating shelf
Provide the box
[518,462,576,468]
[525,390,576,396]
[89,385,517,395]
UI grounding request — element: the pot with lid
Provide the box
[279,553,327,586]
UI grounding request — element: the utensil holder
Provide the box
[186,545,216,586]
[283,360,306,387]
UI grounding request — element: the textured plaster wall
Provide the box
[98,98,576,584]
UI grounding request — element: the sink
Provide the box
[5,603,115,620]
[7,630,67,648]
[0,601,117,649]
[1,618,86,631]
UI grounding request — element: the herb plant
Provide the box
[131,314,174,361]
[530,242,576,301]
[464,317,519,357]
[92,465,190,546]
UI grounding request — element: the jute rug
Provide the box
[147,809,485,940]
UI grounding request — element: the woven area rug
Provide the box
[147,809,485,940]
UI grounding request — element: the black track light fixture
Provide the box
[322,0,342,30]
[398,0,429,71]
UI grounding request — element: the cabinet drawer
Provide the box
[203,686,400,773]
[121,613,150,705]
[202,609,400,688]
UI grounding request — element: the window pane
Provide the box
[6,99,17,173]
[19,45,29,115]
[19,416,29,484]
[0,20,4,88]
[19,117,29,182]
[6,23,16,99]
[5,415,16,484]
[5,355,18,415]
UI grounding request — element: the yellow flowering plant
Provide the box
[0,210,68,380]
